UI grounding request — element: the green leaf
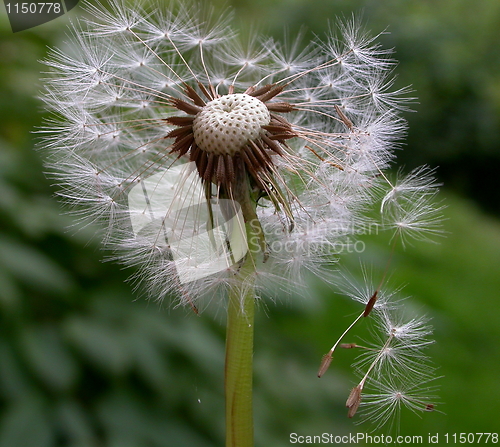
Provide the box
[19,324,78,392]
[63,317,131,375]
[0,398,54,447]
[0,235,74,294]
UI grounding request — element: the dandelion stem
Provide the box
[225,173,261,447]
[225,264,255,447]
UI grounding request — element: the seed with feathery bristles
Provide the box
[346,385,363,418]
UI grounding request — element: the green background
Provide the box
[1,0,500,445]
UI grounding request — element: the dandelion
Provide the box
[39,0,443,442]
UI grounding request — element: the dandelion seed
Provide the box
[346,385,363,418]
[340,343,360,349]
[359,374,440,430]
[318,353,333,378]
[381,166,445,245]
[320,264,439,427]
[354,309,436,380]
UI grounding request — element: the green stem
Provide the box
[225,175,261,447]
[225,261,255,447]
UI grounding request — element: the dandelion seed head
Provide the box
[39,0,441,310]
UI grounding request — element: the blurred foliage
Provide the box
[1,0,500,446]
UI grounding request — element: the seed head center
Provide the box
[192,94,270,156]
